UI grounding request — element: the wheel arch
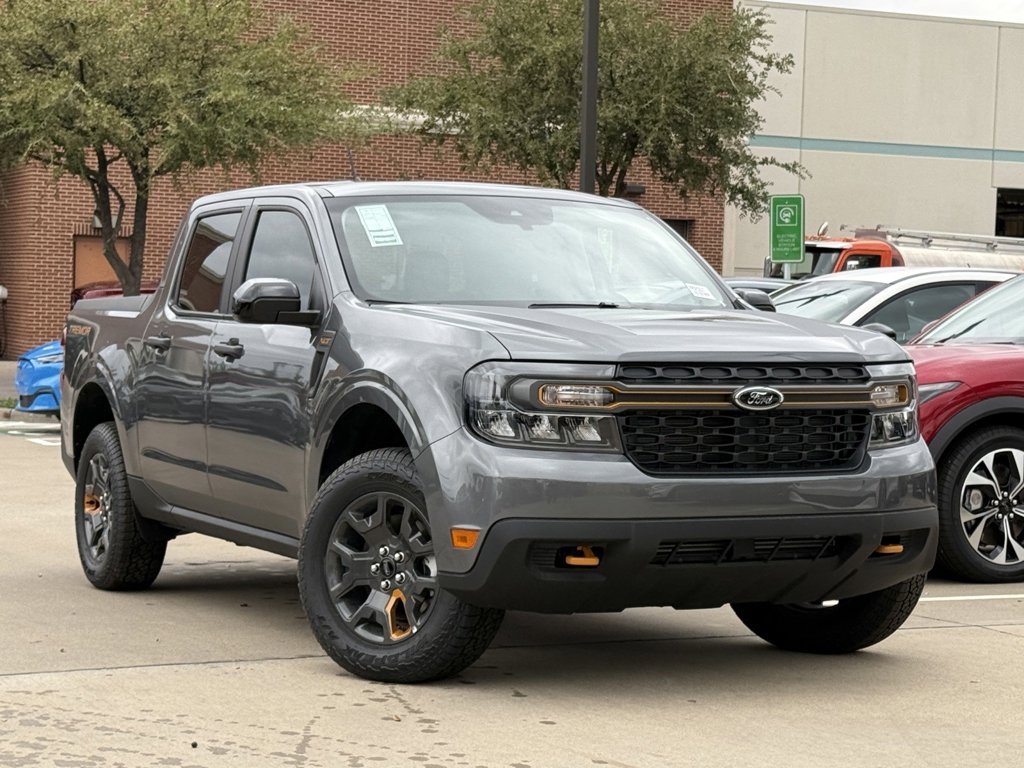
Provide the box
[314,378,442,492]
[929,396,1024,467]
[71,380,119,473]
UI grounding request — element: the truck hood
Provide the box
[379,304,906,363]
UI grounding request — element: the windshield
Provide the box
[771,279,884,322]
[914,275,1024,344]
[325,195,731,309]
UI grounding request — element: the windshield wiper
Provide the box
[528,301,621,309]
[775,289,846,309]
[932,319,984,344]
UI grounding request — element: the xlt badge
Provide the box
[732,385,784,411]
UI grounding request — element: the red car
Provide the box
[908,274,1024,582]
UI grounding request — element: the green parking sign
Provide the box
[770,195,804,263]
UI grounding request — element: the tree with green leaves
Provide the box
[0,0,360,295]
[391,0,802,213]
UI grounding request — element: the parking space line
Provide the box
[920,594,1024,602]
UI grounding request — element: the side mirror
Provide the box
[734,288,776,312]
[860,322,898,341]
[232,278,301,324]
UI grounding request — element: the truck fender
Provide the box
[309,372,453,501]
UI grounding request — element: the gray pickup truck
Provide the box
[62,181,938,682]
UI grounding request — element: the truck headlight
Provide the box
[865,366,918,448]
[465,363,621,451]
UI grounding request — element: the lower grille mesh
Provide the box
[651,536,846,565]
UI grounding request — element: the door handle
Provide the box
[144,335,171,352]
[213,339,245,360]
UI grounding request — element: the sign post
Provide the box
[769,195,804,279]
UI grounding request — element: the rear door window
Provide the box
[176,212,243,313]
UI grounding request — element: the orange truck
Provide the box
[764,227,1024,279]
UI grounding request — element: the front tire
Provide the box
[936,426,1024,582]
[732,574,925,654]
[298,448,504,683]
[75,422,166,590]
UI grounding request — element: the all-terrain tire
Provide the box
[298,448,504,683]
[936,426,1024,582]
[75,422,166,590]
[731,574,926,653]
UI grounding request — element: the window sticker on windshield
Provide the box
[687,283,716,301]
[598,227,614,260]
[355,205,403,248]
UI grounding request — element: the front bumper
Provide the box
[16,389,60,413]
[15,361,62,414]
[438,508,937,612]
[422,428,938,612]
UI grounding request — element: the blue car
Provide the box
[15,340,63,414]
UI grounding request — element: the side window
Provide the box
[177,212,242,313]
[862,283,975,343]
[842,254,881,271]
[243,210,318,310]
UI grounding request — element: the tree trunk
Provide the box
[613,163,629,198]
[91,148,134,293]
[127,180,149,298]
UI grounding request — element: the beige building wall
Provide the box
[726,2,1024,275]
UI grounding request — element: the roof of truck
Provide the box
[191,181,642,209]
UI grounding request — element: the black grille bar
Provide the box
[617,364,870,386]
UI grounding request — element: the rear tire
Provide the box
[732,574,925,654]
[298,448,504,683]
[75,422,166,590]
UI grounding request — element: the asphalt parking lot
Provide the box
[2,421,1022,767]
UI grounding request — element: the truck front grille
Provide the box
[618,409,872,475]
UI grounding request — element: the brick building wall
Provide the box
[0,0,729,359]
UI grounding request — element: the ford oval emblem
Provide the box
[732,386,784,411]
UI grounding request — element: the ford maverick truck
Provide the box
[62,182,938,682]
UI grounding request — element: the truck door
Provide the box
[134,208,246,512]
[205,203,325,536]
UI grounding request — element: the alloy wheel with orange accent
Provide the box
[81,452,113,566]
[323,491,439,645]
[298,448,504,683]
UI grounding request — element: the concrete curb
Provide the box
[1,408,59,424]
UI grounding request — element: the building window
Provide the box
[996,189,1024,238]
[663,219,694,242]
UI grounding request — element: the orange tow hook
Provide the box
[565,545,600,567]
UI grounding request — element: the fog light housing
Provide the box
[870,409,917,447]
